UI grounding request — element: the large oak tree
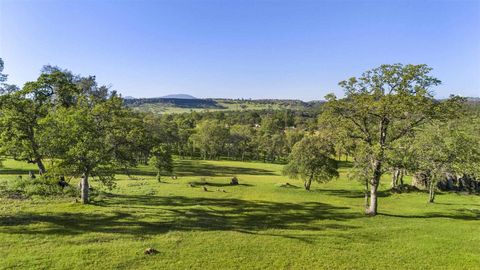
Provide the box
[321,64,459,215]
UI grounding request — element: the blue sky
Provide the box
[1,0,479,100]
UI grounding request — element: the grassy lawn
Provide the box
[0,159,479,269]
[130,100,302,114]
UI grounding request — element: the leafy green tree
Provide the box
[283,136,339,190]
[321,64,459,215]
[40,94,129,203]
[0,67,79,174]
[149,144,173,182]
[0,87,49,174]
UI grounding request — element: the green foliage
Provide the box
[190,119,229,159]
[149,144,173,181]
[283,136,338,190]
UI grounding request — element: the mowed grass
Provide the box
[0,159,479,269]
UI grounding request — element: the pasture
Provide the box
[0,159,479,269]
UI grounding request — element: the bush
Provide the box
[0,176,79,198]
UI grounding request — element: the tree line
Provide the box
[1,58,479,215]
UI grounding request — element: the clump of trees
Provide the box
[412,118,480,202]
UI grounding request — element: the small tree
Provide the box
[283,136,339,190]
[149,144,173,182]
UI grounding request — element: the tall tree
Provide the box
[320,64,458,215]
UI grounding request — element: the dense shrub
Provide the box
[0,176,79,198]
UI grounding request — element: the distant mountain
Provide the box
[123,96,135,99]
[160,94,197,99]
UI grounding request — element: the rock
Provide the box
[412,172,429,189]
[230,177,239,185]
[144,248,159,255]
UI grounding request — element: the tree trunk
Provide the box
[428,179,436,203]
[157,169,162,182]
[364,178,369,210]
[399,170,404,186]
[81,174,89,204]
[304,177,312,191]
[36,159,46,175]
[391,168,400,188]
[366,159,382,216]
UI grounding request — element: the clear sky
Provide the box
[1,0,479,100]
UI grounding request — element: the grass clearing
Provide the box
[0,159,479,269]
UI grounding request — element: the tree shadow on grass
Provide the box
[0,168,34,175]
[314,189,392,198]
[0,194,359,243]
[120,160,278,178]
[379,208,480,221]
[188,181,253,187]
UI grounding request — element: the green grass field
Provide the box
[0,159,479,269]
[130,100,303,114]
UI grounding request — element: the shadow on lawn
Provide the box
[380,208,480,220]
[0,168,34,175]
[117,160,277,178]
[0,194,359,242]
[188,181,253,187]
[315,189,392,198]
